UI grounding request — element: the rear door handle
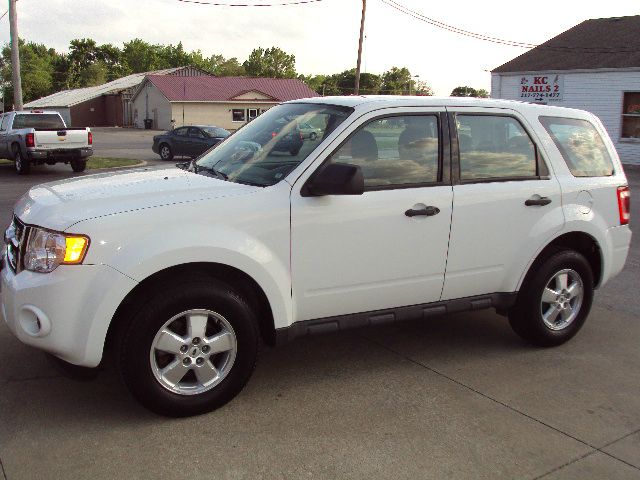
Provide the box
[525,196,552,206]
[405,206,440,217]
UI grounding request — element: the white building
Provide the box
[491,15,640,165]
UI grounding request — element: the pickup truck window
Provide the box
[457,115,537,180]
[12,113,65,130]
[539,116,614,177]
[195,103,353,186]
[329,115,440,188]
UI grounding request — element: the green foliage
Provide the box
[243,47,296,78]
[450,86,489,98]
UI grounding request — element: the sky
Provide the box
[1,0,638,96]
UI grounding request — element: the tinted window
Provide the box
[0,115,8,131]
[173,127,188,137]
[457,115,537,180]
[539,116,614,177]
[202,127,230,138]
[188,127,205,138]
[12,113,65,129]
[329,115,440,187]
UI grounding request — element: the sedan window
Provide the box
[188,127,205,138]
[173,127,189,137]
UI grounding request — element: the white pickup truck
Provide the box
[0,110,93,174]
[1,97,631,417]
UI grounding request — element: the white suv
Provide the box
[1,97,631,417]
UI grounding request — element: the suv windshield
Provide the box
[193,103,353,186]
[13,113,65,129]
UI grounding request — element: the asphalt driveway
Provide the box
[0,158,638,480]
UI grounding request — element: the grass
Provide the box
[86,157,141,169]
[0,157,141,169]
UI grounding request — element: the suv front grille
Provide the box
[4,216,29,273]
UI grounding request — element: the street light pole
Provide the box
[354,0,366,95]
[9,0,23,110]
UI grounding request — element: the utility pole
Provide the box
[9,0,23,110]
[354,0,366,95]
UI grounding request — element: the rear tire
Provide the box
[509,250,593,347]
[289,146,301,156]
[310,132,318,141]
[71,159,87,172]
[116,279,259,417]
[159,144,173,161]
[13,146,30,175]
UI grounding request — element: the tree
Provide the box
[122,38,161,73]
[381,67,414,95]
[243,47,296,78]
[0,40,58,109]
[450,86,489,98]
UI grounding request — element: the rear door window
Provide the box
[456,115,538,181]
[539,116,614,177]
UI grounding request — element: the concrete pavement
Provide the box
[0,144,638,479]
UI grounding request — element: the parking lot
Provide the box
[0,129,638,479]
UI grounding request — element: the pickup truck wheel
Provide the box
[117,280,259,417]
[159,144,173,161]
[70,159,87,172]
[509,250,593,347]
[13,146,30,175]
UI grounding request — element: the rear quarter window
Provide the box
[539,116,614,177]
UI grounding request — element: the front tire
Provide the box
[159,144,173,161]
[70,159,87,172]
[117,279,259,417]
[13,146,30,175]
[509,250,594,347]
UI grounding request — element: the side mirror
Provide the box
[303,162,364,197]
[175,161,190,170]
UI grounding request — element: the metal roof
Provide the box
[24,68,185,108]
[141,75,318,103]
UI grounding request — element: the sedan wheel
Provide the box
[159,144,173,161]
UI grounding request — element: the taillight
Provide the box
[617,186,630,225]
[88,131,93,145]
[271,132,277,138]
[300,132,304,140]
[25,133,35,148]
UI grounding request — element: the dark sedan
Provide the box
[152,125,231,161]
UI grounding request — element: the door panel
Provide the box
[290,108,453,322]
[441,108,564,299]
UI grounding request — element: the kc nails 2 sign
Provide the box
[519,74,563,102]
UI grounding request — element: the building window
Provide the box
[232,109,245,122]
[622,92,640,139]
[248,109,258,121]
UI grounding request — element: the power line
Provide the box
[380,0,535,48]
[0,10,7,21]
[380,0,640,53]
[176,0,322,6]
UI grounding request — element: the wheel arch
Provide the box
[518,231,603,292]
[105,262,277,358]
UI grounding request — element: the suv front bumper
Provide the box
[1,259,137,367]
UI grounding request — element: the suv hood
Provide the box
[13,167,261,231]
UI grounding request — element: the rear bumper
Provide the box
[600,225,632,287]
[27,147,93,162]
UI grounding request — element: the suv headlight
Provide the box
[23,228,90,273]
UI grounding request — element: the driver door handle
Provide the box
[405,206,440,217]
